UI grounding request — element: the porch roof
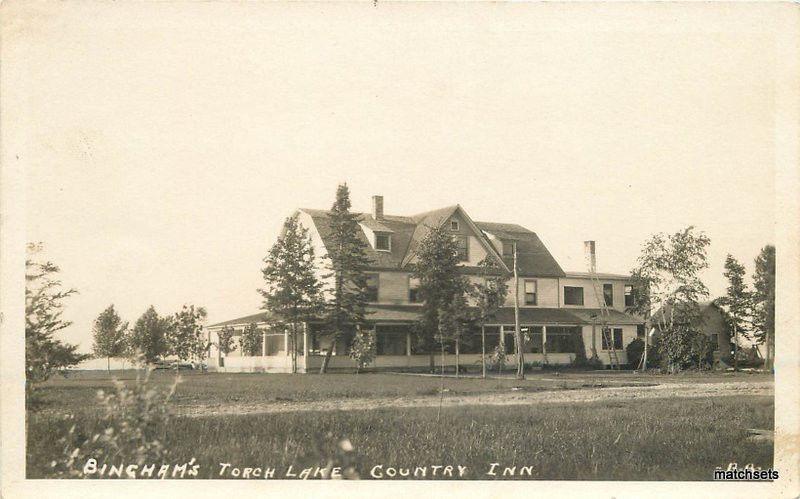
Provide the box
[568,308,645,325]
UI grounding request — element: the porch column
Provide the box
[542,325,548,365]
[261,328,267,357]
[303,322,309,358]
[481,326,486,379]
[284,328,289,355]
[406,332,412,356]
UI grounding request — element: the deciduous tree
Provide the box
[630,227,711,371]
[239,322,263,356]
[91,305,129,372]
[321,184,372,373]
[260,215,325,373]
[217,326,237,357]
[129,306,172,365]
[170,304,208,364]
[470,257,509,378]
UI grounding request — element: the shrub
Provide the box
[47,369,179,478]
[349,329,376,373]
[626,338,645,369]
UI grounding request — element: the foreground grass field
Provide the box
[34,369,771,413]
[27,372,773,480]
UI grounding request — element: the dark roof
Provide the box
[564,271,631,280]
[300,205,563,276]
[568,308,645,325]
[209,312,269,328]
[489,307,586,325]
[475,221,565,277]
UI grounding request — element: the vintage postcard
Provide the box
[1,1,798,498]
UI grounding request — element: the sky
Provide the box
[13,2,778,353]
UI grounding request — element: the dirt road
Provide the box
[179,380,773,418]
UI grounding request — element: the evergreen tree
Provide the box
[717,254,752,371]
[91,304,129,372]
[411,225,473,371]
[25,243,88,390]
[129,306,172,365]
[260,215,325,373]
[321,184,372,373]
[752,245,775,371]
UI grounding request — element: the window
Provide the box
[563,286,584,305]
[624,285,635,307]
[450,220,460,231]
[603,283,613,307]
[711,333,720,352]
[365,274,379,302]
[546,326,581,353]
[376,325,408,355]
[524,280,537,305]
[503,240,515,257]
[375,233,391,251]
[408,277,420,303]
[455,236,469,262]
[601,327,623,350]
[636,324,645,338]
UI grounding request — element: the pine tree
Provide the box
[717,254,752,371]
[411,225,473,371]
[25,243,88,389]
[260,215,325,373]
[752,245,775,371]
[129,306,173,365]
[91,304,129,372]
[320,184,372,373]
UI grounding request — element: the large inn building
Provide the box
[207,196,645,372]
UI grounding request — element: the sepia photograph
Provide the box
[1,1,798,497]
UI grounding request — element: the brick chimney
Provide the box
[372,195,384,220]
[584,240,596,273]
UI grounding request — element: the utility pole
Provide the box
[513,241,525,379]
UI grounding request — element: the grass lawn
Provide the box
[34,369,772,413]
[27,372,773,480]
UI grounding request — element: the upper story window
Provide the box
[524,280,537,305]
[375,233,391,251]
[563,286,584,306]
[455,236,469,262]
[603,283,613,306]
[502,240,515,257]
[408,277,420,303]
[624,284,635,307]
[365,273,379,302]
[450,220,460,231]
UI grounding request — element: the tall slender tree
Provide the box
[411,224,473,371]
[471,258,509,378]
[752,245,775,371]
[91,304,129,372]
[129,306,173,365]
[717,254,752,371]
[260,215,325,373]
[320,184,372,373]
[170,304,208,364]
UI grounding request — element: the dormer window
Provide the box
[375,233,391,251]
[450,220,459,231]
[502,240,515,257]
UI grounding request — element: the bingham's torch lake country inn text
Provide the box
[206,195,731,373]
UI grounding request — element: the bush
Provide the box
[47,369,179,478]
[626,338,645,369]
[486,345,507,373]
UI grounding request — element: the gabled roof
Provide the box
[298,204,563,276]
[477,221,565,278]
